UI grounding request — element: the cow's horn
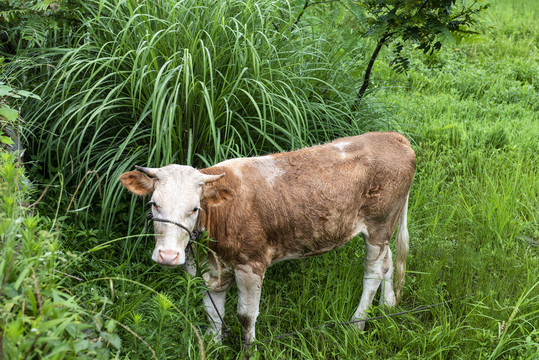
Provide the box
[201,173,225,184]
[135,165,158,177]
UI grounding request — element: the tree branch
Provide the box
[414,0,430,17]
[292,0,342,29]
[293,0,310,29]
[354,32,392,108]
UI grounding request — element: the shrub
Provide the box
[0,147,118,359]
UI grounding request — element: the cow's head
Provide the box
[119,165,232,266]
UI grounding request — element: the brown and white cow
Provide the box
[119,131,415,345]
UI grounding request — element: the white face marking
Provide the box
[149,165,205,266]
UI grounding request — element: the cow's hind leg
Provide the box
[352,234,391,331]
[379,246,396,307]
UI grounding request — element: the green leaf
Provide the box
[0,107,19,121]
[100,331,121,350]
[0,136,14,145]
[3,284,19,299]
[439,26,456,44]
[73,340,91,352]
[105,319,116,333]
[16,90,41,100]
[0,85,14,97]
[441,123,457,130]
[14,267,30,290]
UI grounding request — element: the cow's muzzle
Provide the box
[157,249,183,266]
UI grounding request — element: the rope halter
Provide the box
[144,208,204,243]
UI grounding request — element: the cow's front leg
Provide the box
[203,290,227,341]
[235,264,265,347]
[203,260,234,342]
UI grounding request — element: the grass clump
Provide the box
[367,0,539,358]
[16,0,374,234]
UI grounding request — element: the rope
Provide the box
[144,211,202,242]
[144,211,231,337]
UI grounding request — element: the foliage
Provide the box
[0,0,80,57]
[61,0,538,356]
[0,150,119,359]
[0,70,41,157]
[19,0,384,234]
[0,86,18,122]
[359,0,490,71]
[0,80,41,120]
[290,0,490,100]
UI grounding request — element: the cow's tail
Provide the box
[395,192,410,304]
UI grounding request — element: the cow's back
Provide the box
[200,132,415,268]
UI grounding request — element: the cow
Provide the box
[119,131,416,346]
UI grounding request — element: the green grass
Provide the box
[2,0,538,358]
[364,0,539,358]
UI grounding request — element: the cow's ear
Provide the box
[201,185,235,206]
[119,171,155,196]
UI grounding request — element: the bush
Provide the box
[0,0,81,56]
[0,149,119,359]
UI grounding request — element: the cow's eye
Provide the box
[148,201,158,208]
[192,207,199,213]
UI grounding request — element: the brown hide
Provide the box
[198,132,415,275]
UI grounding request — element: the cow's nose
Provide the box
[157,250,180,266]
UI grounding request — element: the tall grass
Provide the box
[18,0,379,234]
